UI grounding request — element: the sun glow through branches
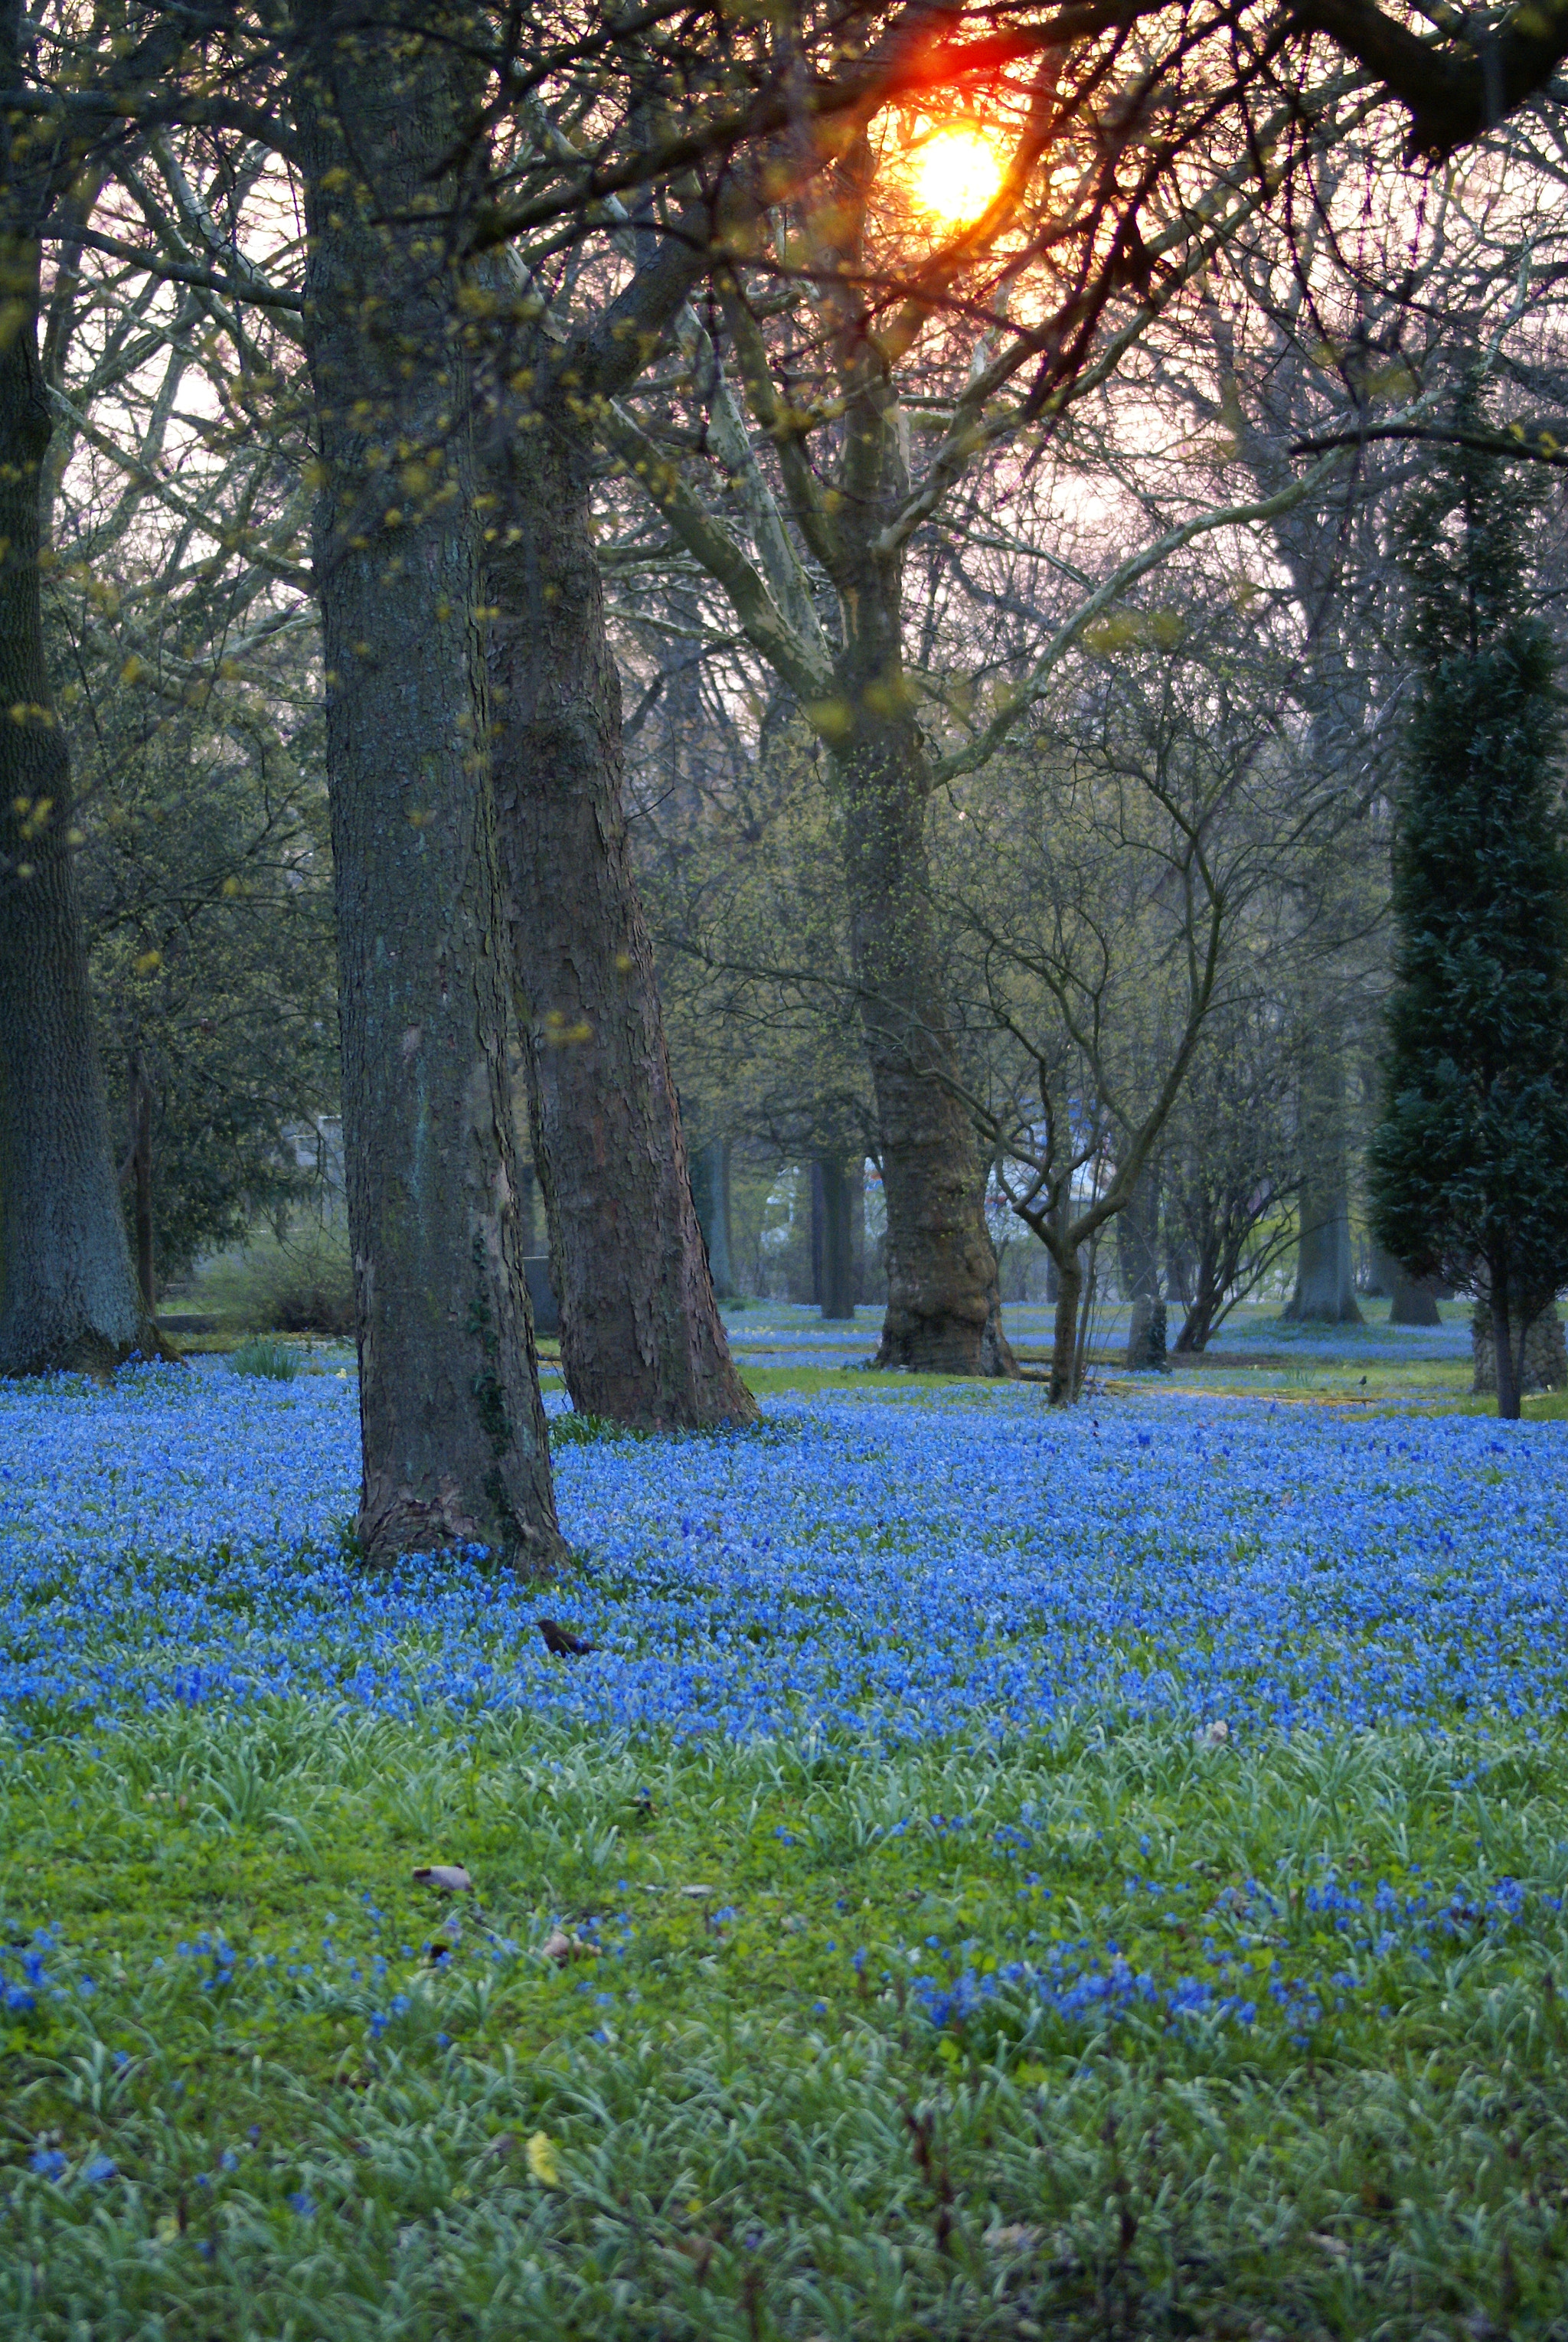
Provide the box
[910,125,1005,224]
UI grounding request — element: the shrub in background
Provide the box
[228,1335,303,1380]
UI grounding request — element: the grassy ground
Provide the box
[5,1339,1568,2337]
[5,1709,1568,2337]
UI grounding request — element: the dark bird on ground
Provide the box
[537,1617,597,1657]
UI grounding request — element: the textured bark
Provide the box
[289,7,563,1569]
[485,419,755,1429]
[0,57,163,1377]
[833,706,1014,1375]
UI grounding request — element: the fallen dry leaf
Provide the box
[412,1864,472,1894]
[983,2223,1040,2252]
[541,1927,599,1965]
[680,1884,714,1899]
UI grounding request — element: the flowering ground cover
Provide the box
[3,1359,1568,2337]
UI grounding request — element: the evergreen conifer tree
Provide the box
[1368,375,1568,1419]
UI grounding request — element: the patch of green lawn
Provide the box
[4,1707,1568,2336]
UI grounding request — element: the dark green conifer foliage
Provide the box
[1368,377,1568,1419]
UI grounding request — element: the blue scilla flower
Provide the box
[3,1364,1566,1744]
[30,2149,67,2179]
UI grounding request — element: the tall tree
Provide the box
[1369,378,1568,1421]
[603,41,1379,1374]
[479,210,756,1429]
[0,0,166,1378]
[287,0,564,1565]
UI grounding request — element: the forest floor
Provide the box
[2,1331,1566,2337]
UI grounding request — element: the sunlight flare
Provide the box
[910,124,1005,224]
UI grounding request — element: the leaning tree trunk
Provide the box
[485,415,756,1429]
[0,152,163,1378]
[289,7,564,1569]
[1284,1027,1363,1325]
[831,703,1014,1376]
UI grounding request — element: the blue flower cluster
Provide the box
[2,1360,1566,1742]
[906,1853,1557,2046]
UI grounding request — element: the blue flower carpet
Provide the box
[2,1357,1560,1743]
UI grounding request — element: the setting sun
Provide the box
[911,125,1005,224]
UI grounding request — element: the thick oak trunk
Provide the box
[832,714,1014,1376]
[289,8,563,1569]
[485,418,755,1429]
[0,185,162,1377]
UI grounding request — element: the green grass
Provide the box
[4,1706,1568,2336]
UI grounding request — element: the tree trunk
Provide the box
[1389,1268,1442,1327]
[1118,1159,1161,1367]
[1174,1230,1226,1354]
[691,1138,736,1298]
[815,1152,856,1318]
[1127,1295,1169,1368]
[1372,1243,1442,1327]
[0,127,163,1377]
[1284,1034,1363,1324]
[1048,1246,1082,1404]
[485,414,755,1430]
[1491,1279,1522,1421]
[850,1157,868,1301]
[518,1157,537,1255]
[1471,1289,1564,1397]
[832,714,1014,1376]
[289,8,564,1569]
[129,1051,154,1313]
